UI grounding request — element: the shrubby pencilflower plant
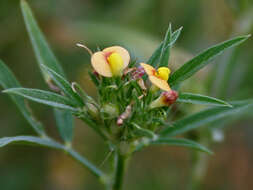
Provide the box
[0,1,252,190]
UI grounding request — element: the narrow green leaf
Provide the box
[168,35,250,87]
[151,137,213,154]
[158,24,172,67]
[54,109,74,143]
[160,99,253,137]
[0,136,63,149]
[71,82,95,104]
[146,43,163,67]
[80,116,107,140]
[41,64,84,106]
[0,61,45,136]
[20,0,65,81]
[147,26,183,68]
[177,92,232,107]
[3,88,79,112]
[0,135,104,178]
[66,149,104,178]
[166,26,183,48]
[131,123,157,139]
[88,71,100,87]
[21,1,75,140]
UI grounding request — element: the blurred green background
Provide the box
[0,0,253,189]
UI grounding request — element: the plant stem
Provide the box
[113,153,128,190]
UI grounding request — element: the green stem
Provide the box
[113,153,128,190]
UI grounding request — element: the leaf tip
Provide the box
[207,150,214,155]
[2,89,9,93]
[240,34,251,41]
[226,103,233,108]
[246,34,251,38]
[2,88,19,94]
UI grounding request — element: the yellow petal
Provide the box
[103,46,130,69]
[149,75,171,91]
[91,51,112,77]
[107,52,124,76]
[140,63,156,76]
[157,67,171,81]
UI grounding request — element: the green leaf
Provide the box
[167,26,183,48]
[3,88,79,112]
[20,0,65,81]
[66,149,104,178]
[131,123,157,139]
[0,135,104,178]
[0,61,45,136]
[71,82,95,104]
[151,137,213,154]
[21,1,75,140]
[177,93,232,107]
[41,64,84,106]
[168,35,250,87]
[54,109,74,143]
[146,43,163,67]
[147,26,183,68]
[160,99,253,137]
[0,136,63,149]
[158,24,172,67]
[80,116,107,140]
[88,71,100,87]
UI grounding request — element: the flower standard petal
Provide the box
[140,63,156,76]
[91,51,112,77]
[103,46,130,68]
[149,76,171,91]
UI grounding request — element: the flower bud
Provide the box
[101,103,119,118]
[86,103,99,119]
[132,66,145,79]
[149,90,178,109]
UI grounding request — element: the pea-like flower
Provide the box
[150,90,178,109]
[91,46,130,77]
[140,63,171,91]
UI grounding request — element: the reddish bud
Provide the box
[132,66,145,79]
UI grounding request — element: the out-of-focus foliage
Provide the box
[0,0,253,190]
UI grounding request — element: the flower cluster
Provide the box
[84,45,178,142]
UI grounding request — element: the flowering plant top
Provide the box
[0,1,251,190]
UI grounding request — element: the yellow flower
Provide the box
[140,63,171,91]
[91,46,130,77]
